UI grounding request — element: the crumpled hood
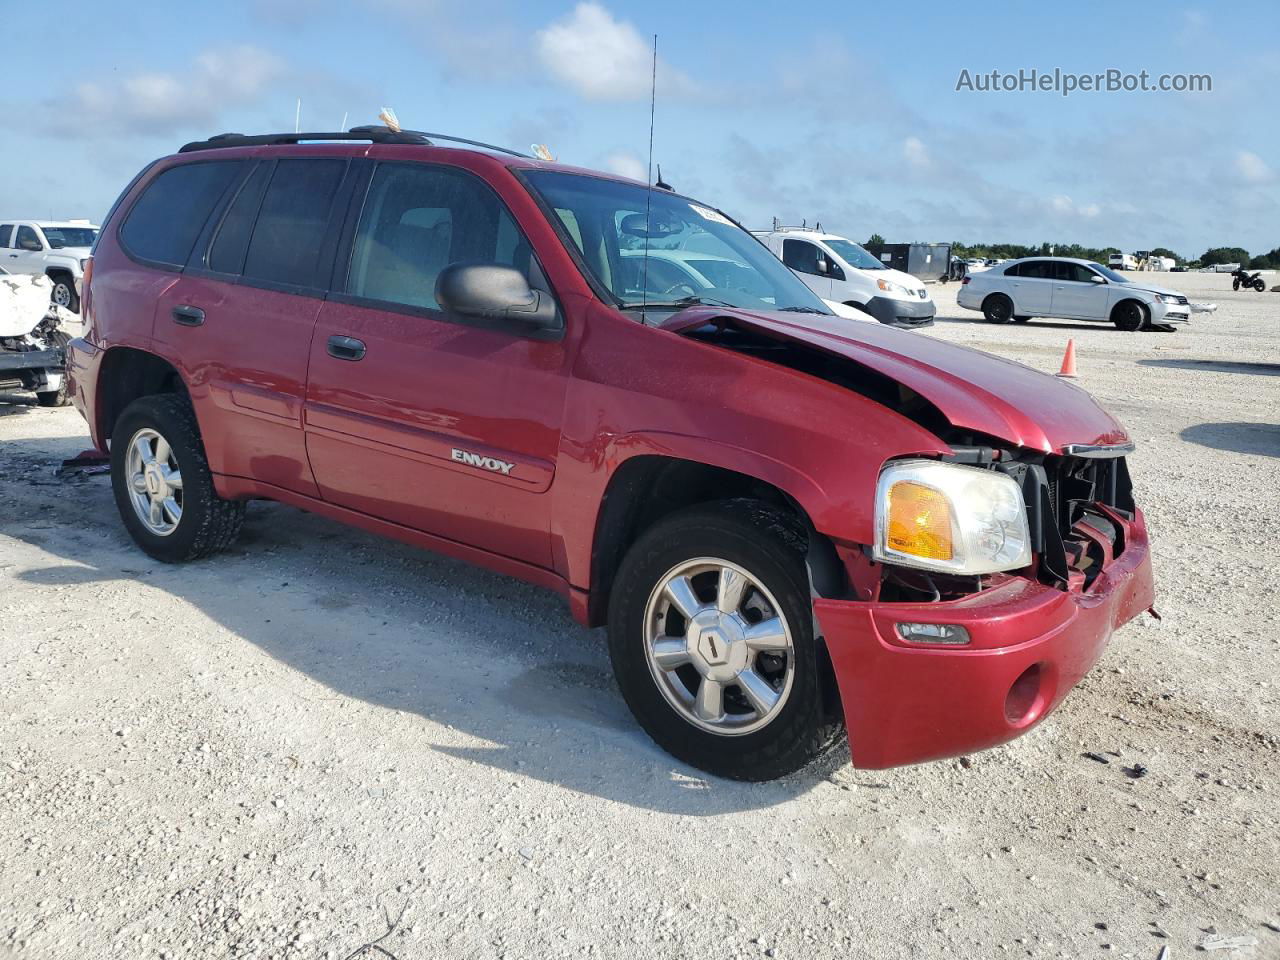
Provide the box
[663,307,1131,454]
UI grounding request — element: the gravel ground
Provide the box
[2,272,1278,959]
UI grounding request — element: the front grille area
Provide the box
[996,453,1135,590]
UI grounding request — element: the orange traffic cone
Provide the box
[1056,339,1078,378]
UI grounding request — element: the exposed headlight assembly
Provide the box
[874,460,1032,575]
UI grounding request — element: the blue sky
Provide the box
[6,0,1277,259]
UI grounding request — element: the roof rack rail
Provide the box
[768,218,824,234]
[179,126,533,159]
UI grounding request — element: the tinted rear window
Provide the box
[120,161,242,266]
[242,159,347,288]
[0,225,12,248]
[207,162,273,274]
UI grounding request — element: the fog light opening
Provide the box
[896,622,971,645]
[1004,663,1045,727]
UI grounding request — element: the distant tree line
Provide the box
[909,239,1280,270]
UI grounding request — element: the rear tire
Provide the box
[110,394,245,563]
[982,294,1014,324]
[607,501,844,781]
[1111,299,1149,331]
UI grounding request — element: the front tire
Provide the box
[36,383,70,407]
[607,502,843,781]
[1254,278,1266,292]
[1111,299,1149,331]
[110,394,245,563]
[49,275,79,313]
[982,294,1014,324]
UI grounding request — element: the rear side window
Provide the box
[1014,260,1049,279]
[242,159,347,288]
[120,161,241,266]
[344,163,533,311]
[207,162,274,275]
[0,225,12,248]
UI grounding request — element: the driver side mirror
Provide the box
[1089,275,1106,284]
[435,263,561,337]
[815,258,829,275]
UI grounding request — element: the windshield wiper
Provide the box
[777,305,830,314]
[623,295,739,311]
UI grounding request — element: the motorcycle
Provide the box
[1231,268,1266,292]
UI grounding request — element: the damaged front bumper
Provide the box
[814,504,1154,769]
[0,346,64,375]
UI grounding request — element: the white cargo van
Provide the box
[754,228,934,327]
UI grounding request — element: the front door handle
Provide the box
[172,305,205,326]
[327,335,366,361]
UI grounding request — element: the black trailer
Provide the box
[864,242,952,283]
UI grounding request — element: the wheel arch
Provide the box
[95,346,190,445]
[981,290,1014,311]
[584,454,848,629]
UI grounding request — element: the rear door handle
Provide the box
[172,305,205,326]
[327,335,366,361]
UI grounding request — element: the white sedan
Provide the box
[956,256,1190,331]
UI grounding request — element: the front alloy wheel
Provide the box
[644,558,795,735]
[608,501,845,781]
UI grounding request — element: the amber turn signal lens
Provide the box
[885,481,954,561]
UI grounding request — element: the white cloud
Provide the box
[535,3,694,102]
[1048,194,1100,218]
[48,45,283,136]
[1234,150,1273,183]
[603,151,647,182]
[902,136,930,169]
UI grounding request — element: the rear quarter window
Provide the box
[119,161,242,267]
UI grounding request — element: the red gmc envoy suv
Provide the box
[66,127,1155,781]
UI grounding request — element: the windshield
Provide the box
[523,171,830,316]
[41,227,97,248]
[824,238,886,271]
[1088,262,1130,283]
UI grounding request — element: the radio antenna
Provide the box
[640,33,657,321]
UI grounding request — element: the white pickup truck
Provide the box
[0,220,98,313]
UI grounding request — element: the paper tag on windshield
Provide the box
[689,203,734,227]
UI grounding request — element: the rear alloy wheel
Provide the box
[1112,299,1149,331]
[982,294,1014,324]
[607,502,843,781]
[110,394,245,562]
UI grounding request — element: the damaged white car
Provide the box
[0,268,72,406]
